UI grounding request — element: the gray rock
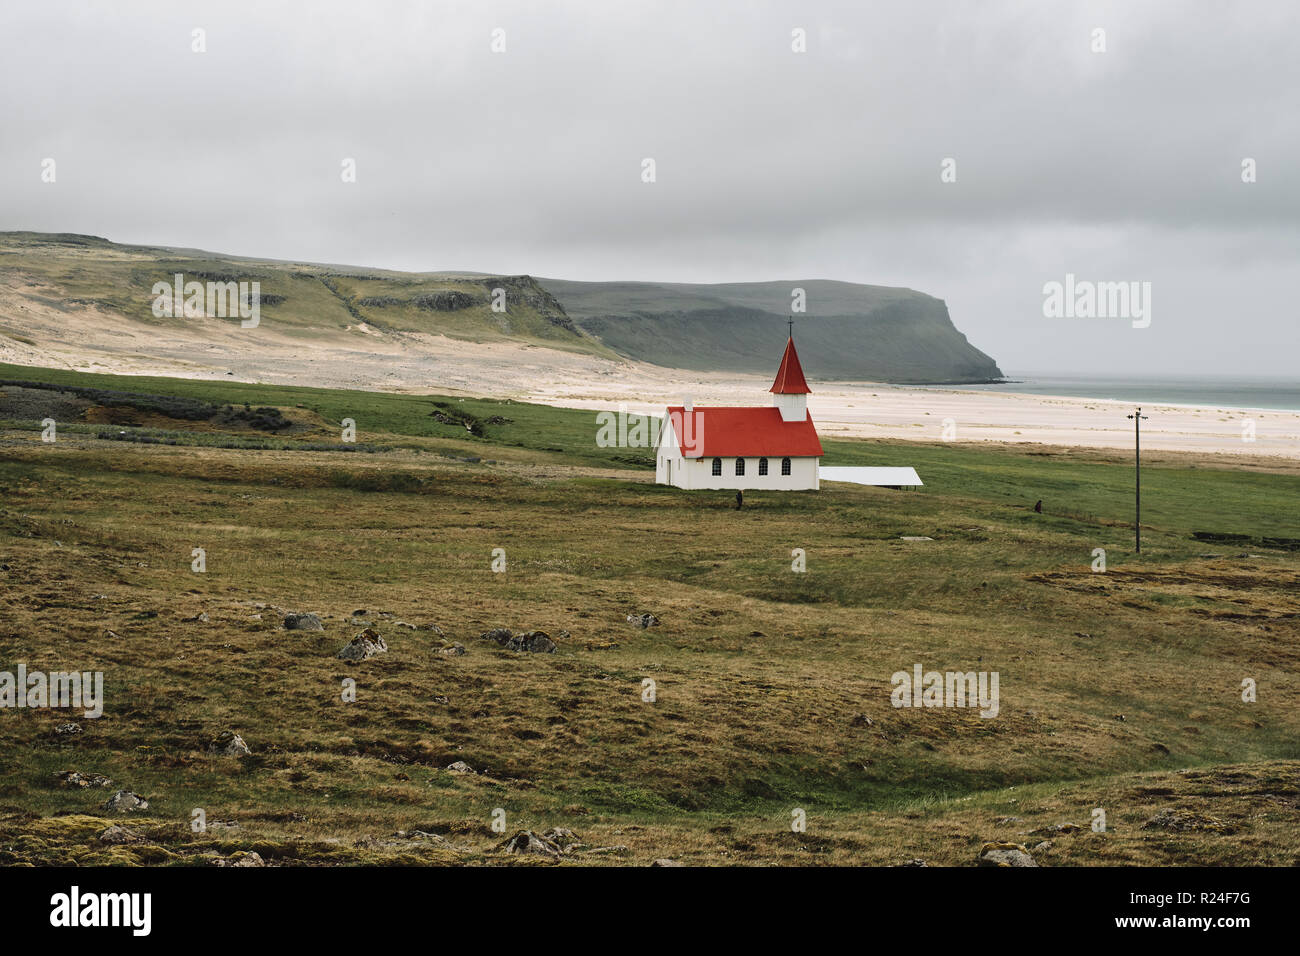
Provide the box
[212,851,266,867]
[542,827,581,852]
[54,721,83,736]
[626,612,660,629]
[406,830,462,851]
[438,642,466,657]
[480,628,556,653]
[99,824,144,845]
[283,612,324,631]
[497,829,562,857]
[1027,822,1083,836]
[651,858,683,867]
[207,730,251,756]
[54,770,112,789]
[977,842,1038,867]
[1141,809,1230,833]
[445,761,476,774]
[512,630,556,653]
[338,627,388,661]
[103,790,149,813]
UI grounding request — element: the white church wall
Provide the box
[680,455,818,491]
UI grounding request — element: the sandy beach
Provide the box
[2,304,1297,461]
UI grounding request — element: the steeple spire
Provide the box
[770,334,811,395]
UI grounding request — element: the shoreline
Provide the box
[2,325,1297,460]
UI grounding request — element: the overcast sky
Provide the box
[2,0,1297,376]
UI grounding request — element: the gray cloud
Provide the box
[2,0,1297,374]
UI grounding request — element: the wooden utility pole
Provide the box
[1126,407,1148,552]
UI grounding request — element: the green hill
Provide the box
[0,232,1002,383]
[540,277,1004,383]
[0,231,609,354]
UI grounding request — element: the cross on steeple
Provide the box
[788,315,794,339]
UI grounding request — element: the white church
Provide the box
[655,333,824,491]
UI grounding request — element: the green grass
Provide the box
[1,364,1298,865]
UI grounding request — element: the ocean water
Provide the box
[943,374,1300,413]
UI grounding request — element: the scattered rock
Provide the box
[212,851,266,867]
[438,642,466,657]
[585,640,619,651]
[283,612,324,631]
[994,816,1024,825]
[431,695,450,706]
[1141,809,1231,833]
[626,612,660,629]
[185,612,210,623]
[54,721,83,736]
[405,830,463,851]
[899,858,928,867]
[543,827,581,853]
[207,730,251,756]
[99,825,144,845]
[418,623,445,636]
[481,628,556,653]
[900,536,934,541]
[514,630,557,653]
[1028,822,1083,836]
[338,628,388,661]
[651,858,683,867]
[977,841,1038,867]
[1031,840,1053,854]
[498,830,562,857]
[445,761,476,775]
[494,827,583,858]
[103,790,149,813]
[54,770,112,789]
[850,714,874,728]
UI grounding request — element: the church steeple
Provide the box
[770,334,811,396]
[771,329,810,421]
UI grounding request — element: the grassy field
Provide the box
[1,366,1298,866]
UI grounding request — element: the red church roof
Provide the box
[769,336,811,394]
[664,406,823,458]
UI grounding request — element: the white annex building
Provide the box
[655,334,824,491]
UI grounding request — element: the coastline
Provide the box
[3,324,1296,460]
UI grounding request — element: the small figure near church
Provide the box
[736,490,743,510]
